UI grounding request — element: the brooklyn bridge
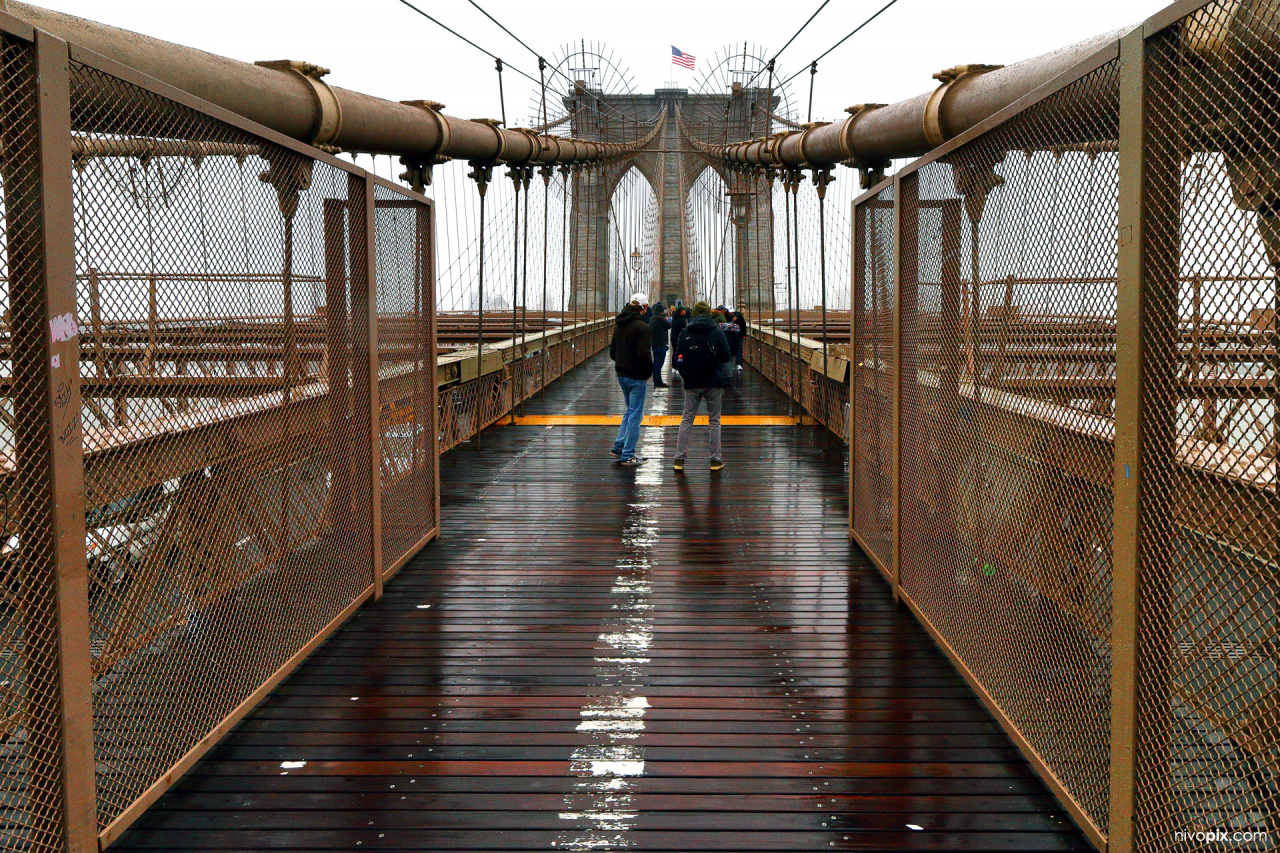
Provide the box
[0,0,1275,851]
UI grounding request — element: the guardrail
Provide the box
[435,318,611,454]
[742,325,850,442]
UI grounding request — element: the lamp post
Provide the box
[629,247,642,304]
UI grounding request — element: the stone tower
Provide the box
[566,84,777,312]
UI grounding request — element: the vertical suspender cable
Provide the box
[807,61,817,124]
[470,162,491,447]
[790,172,802,419]
[541,165,550,389]
[495,58,507,128]
[509,167,522,424]
[520,167,531,414]
[815,167,833,379]
[565,166,576,335]
[783,172,796,418]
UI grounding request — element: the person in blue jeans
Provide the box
[649,302,670,388]
[608,293,653,466]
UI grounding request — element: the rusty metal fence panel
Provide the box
[373,184,438,578]
[832,2,1280,849]
[0,26,94,853]
[1121,3,1280,850]
[894,52,1122,842]
[66,54,388,841]
[0,18,453,847]
[851,183,896,579]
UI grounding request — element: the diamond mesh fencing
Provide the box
[0,31,72,853]
[67,60,389,832]
[852,185,895,579]
[373,185,438,577]
[896,59,1121,836]
[1131,3,1280,849]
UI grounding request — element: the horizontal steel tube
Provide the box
[712,29,1127,167]
[8,1,635,164]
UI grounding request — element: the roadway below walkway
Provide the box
[113,353,1089,851]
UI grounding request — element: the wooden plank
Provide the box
[111,355,1090,852]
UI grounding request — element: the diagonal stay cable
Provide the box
[460,0,650,129]
[390,0,540,84]
[780,0,904,86]
[736,0,832,93]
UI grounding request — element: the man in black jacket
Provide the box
[608,293,653,466]
[671,301,732,472]
[649,302,670,389]
[670,305,688,347]
[730,308,748,369]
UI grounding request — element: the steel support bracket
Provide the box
[838,104,890,188]
[923,64,1003,148]
[255,59,344,147]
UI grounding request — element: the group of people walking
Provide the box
[608,292,747,470]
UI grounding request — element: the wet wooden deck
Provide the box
[114,354,1089,851]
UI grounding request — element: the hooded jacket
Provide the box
[609,304,653,380]
[649,312,670,348]
[673,313,732,388]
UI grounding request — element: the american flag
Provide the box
[671,46,696,70]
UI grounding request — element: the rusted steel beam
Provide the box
[8,1,652,164]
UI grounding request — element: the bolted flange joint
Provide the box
[255,59,344,148]
[923,64,1003,149]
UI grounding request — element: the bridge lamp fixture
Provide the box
[630,247,642,273]
[727,191,752,226]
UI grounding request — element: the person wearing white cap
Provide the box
[608,292,654,466]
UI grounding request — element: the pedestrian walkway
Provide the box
[112,354,1089,851]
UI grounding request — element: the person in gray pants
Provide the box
[670,302,732,472]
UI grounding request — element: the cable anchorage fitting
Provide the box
[399,99,451,192]
[811,166,835,200]
[468,160,494,196]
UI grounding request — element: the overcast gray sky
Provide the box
[38,0,1167,129]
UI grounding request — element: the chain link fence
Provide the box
[0,27,76,853]
[851,184,896,581]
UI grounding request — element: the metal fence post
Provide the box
[850,199,863,540]
[890,175,916,603]
[11,28,99,851]
[350,173,383,597]
[1109,24,1180,852]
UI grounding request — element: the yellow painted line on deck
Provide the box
[502,415,812,426]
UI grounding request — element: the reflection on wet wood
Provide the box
[114,355,1088,852]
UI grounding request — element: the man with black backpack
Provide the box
[671,301,732,472]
